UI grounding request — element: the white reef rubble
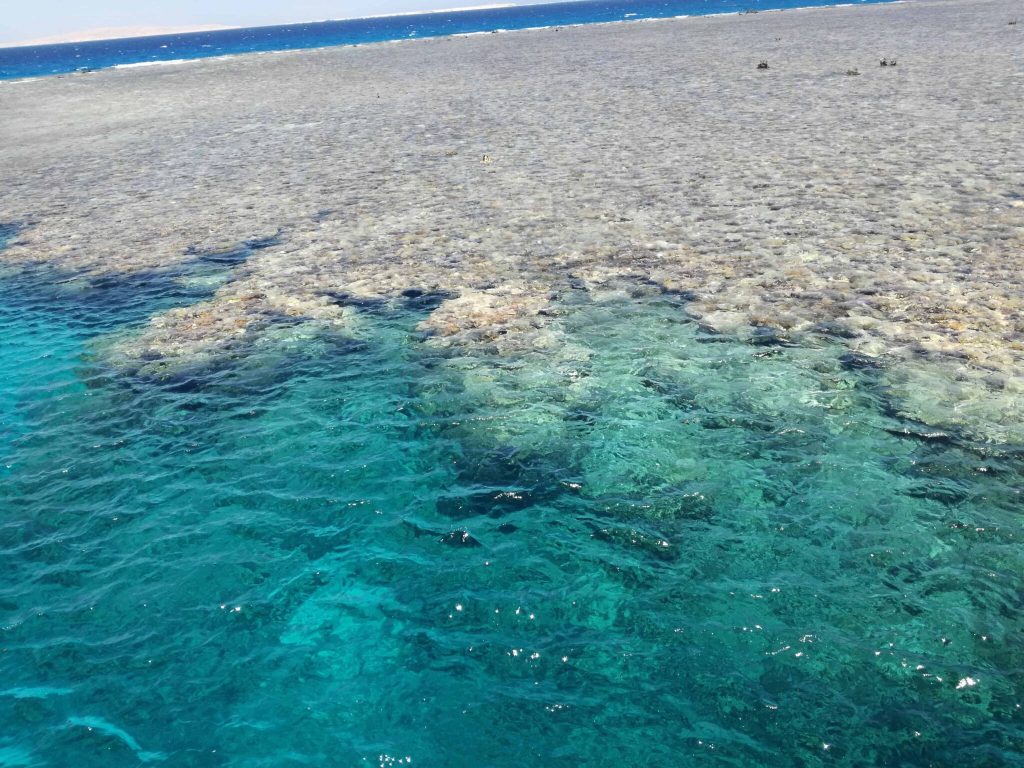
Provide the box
[1,0,1022,439]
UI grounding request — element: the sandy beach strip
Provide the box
[0,0,1021,438]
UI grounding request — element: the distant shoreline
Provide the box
[1,25,239,49]
[0,4,518,49]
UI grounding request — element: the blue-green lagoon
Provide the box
[2,247,1022,766]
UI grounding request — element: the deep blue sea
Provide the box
[0,0,894,80]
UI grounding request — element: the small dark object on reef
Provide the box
[813,321,860,340]
[838,352,882,371]
[749,326,795,347]
[439,530,481,548]
[757,60,769,70]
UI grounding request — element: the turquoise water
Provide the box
[1,247,1023,766]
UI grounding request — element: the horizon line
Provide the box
[0,3,523,48]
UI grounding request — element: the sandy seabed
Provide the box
[0,0,1021,440]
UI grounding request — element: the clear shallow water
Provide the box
[0,0,896,80]
[1,244,1023,766]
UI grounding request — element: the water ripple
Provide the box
[1,266,1022,766]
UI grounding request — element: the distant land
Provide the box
[2,26,238,48]
[0,4,517,48]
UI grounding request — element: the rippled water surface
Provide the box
[1,252,1022,767]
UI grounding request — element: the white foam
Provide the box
[113,58,193,69]
[111,55,237,71]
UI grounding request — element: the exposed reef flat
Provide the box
[1,0,1022,439]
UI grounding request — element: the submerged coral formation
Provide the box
[0,0,1022,440]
